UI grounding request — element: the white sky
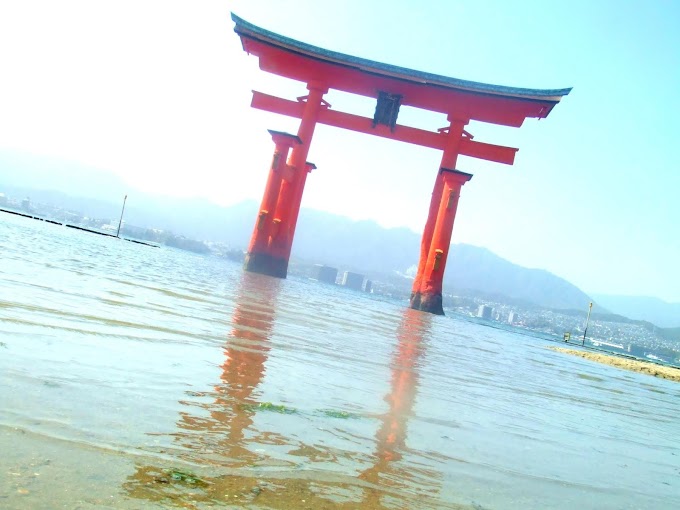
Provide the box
[0,0,679,302]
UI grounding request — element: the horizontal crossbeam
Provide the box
[251,91,518,165]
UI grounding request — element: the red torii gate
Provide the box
[232,14,571,315]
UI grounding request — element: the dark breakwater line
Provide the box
[1,207,158,248]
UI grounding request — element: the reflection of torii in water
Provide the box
[123,272,282,504]
[124,276,451,509]
[358,308,445,508]
[173,271,281,466]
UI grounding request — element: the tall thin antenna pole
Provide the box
[582,302,593,346]
[116,194,128,238]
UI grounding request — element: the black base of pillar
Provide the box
[409,291,445,316]
[244,252,288,279]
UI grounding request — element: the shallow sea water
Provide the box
[1,213,679,509]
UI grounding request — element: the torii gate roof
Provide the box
[232,14,571,127]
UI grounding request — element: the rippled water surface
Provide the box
[1,213,679,509]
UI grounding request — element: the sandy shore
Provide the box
[550,347,680,383]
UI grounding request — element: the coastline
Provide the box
[550,347,680,383]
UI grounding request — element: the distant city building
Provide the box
[508,311,518,324]
[590,339,628,352]
[364,279,372,293]
[120,223,146,237]
[477,305,493,320]
[21,197,31,212]
[63,211,82,222]
[0,193,6,206]
[342,271,364,291]
[315,264,338,285]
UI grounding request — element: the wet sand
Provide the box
[1,426,470,510]
[550,347,680,383]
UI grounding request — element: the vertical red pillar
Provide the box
[411,118,467,301]
[244,130,301,276]
[410,117,470,315]
[282,161,316,262]
[267,82,328,277]
[411,169,472,315]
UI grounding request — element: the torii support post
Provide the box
[266,83,327,278]
[410,168,473,315]
[245,82,327,279]
[284,161,316,262]
[244,130,301,277]
[410,117,471,315]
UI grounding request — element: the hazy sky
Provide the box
[0,0,678,302]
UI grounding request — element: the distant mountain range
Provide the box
[2,151,678,325]
[291,209,592,310]
[591,295,680,329]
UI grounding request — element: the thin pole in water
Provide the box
[116,195,128,238]
[582,301,593,346]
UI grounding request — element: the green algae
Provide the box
[167,469,208,487]
[240,402,297,414]
[321,409,359,419]
[239,402,360,418]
